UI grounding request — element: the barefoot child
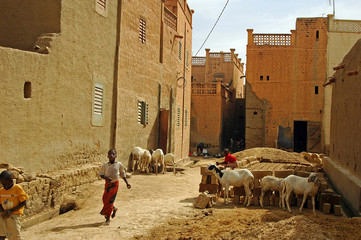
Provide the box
[99,149,131,225]
[0,170,29,240]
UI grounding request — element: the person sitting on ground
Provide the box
[197,142,205,155]
[0,170,29,240]
[216,148,238,170]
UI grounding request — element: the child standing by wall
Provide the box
[99,149,131,225]
[0,170,29,240]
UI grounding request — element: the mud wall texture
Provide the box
[325,39,361,216]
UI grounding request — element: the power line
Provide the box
[194,0,230,56]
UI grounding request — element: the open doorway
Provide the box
[294,121,307,152]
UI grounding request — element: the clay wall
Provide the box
[246,17,328,149]
[325,39,361,215]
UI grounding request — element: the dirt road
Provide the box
[22,158,361,240]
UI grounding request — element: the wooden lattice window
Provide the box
[95,0,108,17]
[92,83,104,126]
[177,106,181,129]
[184,108,188,127]
[139,18,146,44]
[178,40,182,61]
[138,100,148,125]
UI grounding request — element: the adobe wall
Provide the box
[115,0,192,162]
[322,15,361,154]
[245,82,264,148]
[0,0,119,173]
[190,92,222,154]
[324,39,361,216]
[246,17,328,148]
[0,0,61,50]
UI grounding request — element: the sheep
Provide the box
[281,173,320,215]
[151,149,165,175]
[139,150,152,174]
[259,176,284,208]
[207,164,254,205]
[164,153,175,174]
[129,147,146,172]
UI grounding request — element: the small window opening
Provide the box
[139,18,146,44]
[253,111,258,115]
[260,76,263,81]
[315,86,319,95]
[266,76,269,81]
[24,82,31,98]
[316,30,319,39]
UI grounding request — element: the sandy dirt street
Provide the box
[22,156,361,240]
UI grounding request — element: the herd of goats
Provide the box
[128,147,320,215]
[206,164,320,215]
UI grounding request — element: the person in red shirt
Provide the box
[216,148,238,169]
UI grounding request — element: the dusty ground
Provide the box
[22,154,361,240]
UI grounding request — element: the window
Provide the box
[316,30,319,39]
[95,0,108,17]
[92,83,104,126]
[177,106,181,129]
[24,82,31,99]
[266,76,269,81]
[137,100,148,125]
[139,18,146,44]
[184,108,188,127]
[260,75,263,81]
[178,40,182,61]
[315,86,319,95]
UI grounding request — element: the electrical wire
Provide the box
[194,0,230,56]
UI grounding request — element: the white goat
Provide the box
[282,173,320,215]
[130,147,146,172]
[151,149,165,175]
[164,153,175,174]
[260,176,284,208]
[207,164,254,205]
[139,150,152,174]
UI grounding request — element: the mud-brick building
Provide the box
[190,49,245,154]
[324,39,361,216]
[246,15,361,153]
[0,0,192,224]
[323,15,361,154]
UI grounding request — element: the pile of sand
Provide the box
[233,147,308,164]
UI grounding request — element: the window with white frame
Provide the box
[95,0,108,17]
[92,83,104,126]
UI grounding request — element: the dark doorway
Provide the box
[294,121,307,152]
[159,110,169,154]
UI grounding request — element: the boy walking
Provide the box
[99,149,131,225]
[0,170,28,240]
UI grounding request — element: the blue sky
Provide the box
[187,0,361,62]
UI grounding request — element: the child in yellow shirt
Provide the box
[0,170,28,240]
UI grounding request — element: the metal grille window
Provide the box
[177,106,181,128]
[138,100,148,125]
[178,40,182,61]
[139,18,146,44]
[93,84,103,115]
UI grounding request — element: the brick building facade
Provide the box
[191,49,245,154]
[246,15,361,153]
